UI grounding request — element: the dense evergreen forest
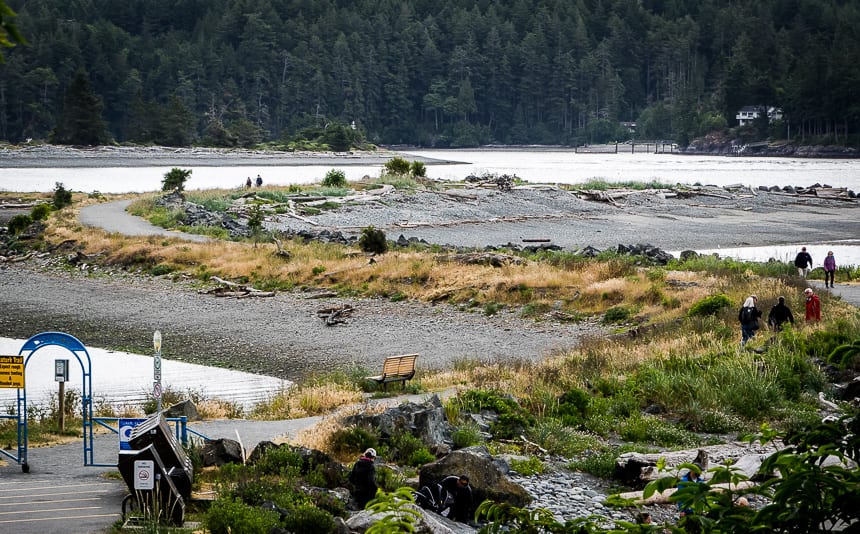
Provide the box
[1,0,858,148]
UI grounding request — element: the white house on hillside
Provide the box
[736,105,783,126]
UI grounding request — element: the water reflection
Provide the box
[669,241,860,268]
[0,338,291,412]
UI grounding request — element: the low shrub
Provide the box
[206,498,279,534]
[688,293,732,317]
[281,504,336,534]
[358,226,387,254]
[383,156,411,175]
[451,424,484,449]
[7,214,32,235]
[329,426,378,457]
[322,169,347,187]
[30,203,52,221]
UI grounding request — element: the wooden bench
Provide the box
[366,354,418,390]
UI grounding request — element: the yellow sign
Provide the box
[0,356,25,388]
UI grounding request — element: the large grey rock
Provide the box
[343,394,453,450]
[346,504,477,533]
[202,437,244,466]
[419,446,531,508]
[163,399,201,421]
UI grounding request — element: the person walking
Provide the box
[804,288,821,321]
[767,296,794,332]
[245,176,252,189]
[349,448,378,509]
[823,251,836,287]
[794,247,813,278]
[255,174,263,187]
[739,295,762,346]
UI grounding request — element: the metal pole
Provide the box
[58,381,65,432]
[153,331,163,415]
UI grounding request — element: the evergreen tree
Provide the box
[49,69,110,145]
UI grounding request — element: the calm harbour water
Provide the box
[1,149,859,193]
[0,337,291,412]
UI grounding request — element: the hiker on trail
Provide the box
[794,247,813,278]
[738,295,762,346]
[804,288,821,321]
[348,448,378,509]
[245,177,252,189]
[255,174,263,187]
[767,296,794,332]
[823,251,836,287]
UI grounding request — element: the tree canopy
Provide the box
[1,0,858,147]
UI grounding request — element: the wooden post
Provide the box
[58,381,65,432]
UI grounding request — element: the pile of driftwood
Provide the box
[200,276,276,298]
[317,304,354,326]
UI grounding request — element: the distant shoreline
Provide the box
[0,145,464,168]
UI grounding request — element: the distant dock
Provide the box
[575,142,678,154]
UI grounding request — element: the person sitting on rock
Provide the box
[440,475,474,523]
[348,448,378,509]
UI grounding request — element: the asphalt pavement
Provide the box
[79,200,210,242]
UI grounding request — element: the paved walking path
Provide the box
[79,200,210,242]
[806,280,860,308]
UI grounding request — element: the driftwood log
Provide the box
[317,304,354,326]
[200,276,276,298]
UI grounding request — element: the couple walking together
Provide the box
[794,247,837,287]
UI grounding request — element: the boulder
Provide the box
[346,505,477,533]
[343,394,453,450]
[202,438,244,466]
[418,445,531,508]
[163,399,201,421]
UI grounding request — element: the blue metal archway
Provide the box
[11,332,94,471]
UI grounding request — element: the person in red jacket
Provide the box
[804,288,821,321]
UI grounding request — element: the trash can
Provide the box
[127,413,194,500]
[118,444,185,525]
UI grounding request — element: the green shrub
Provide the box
[7,214,32,235]
[409,448,436,466]
[688,293,732,317]
[553,388,591,427]
[358,226,388,254]
[410,160,427,177]
[603,305,633,324]
[527,420,602,457]
[205,498,279,534]
[150,264,177,276]
[281,504,336,534]
[329,426,378,456]
[254,446,304,477]
[161,168,192,192]
[322,169,347,187]
[451,424,483,449]
[383,156,411,175]
[568,447,619,478]
[456,389,534,439]
[510,456,545,476]
[30,203,52,221]
[53,182,73,209]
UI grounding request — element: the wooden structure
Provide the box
[366,354,418,389]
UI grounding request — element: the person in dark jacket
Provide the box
[767,296,794,332]
[738,295,762,347]
[440,475,474,523]
[794,247,813,278]
[348,448,378,509]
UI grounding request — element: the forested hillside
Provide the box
[1,0,858,148]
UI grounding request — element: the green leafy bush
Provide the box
[451,424,483,449]
[254,446,304,477]
[30,203,52,221]
[358,226,388,254]
[281,504,336,533]
[410,160,426,177]
[456,389,534,439]
[510,456,545,476]
[322,169,347,187]
[7,214,32,235]
[688,293,732,317]
[329,426,378,456]
[53,182,73,209]
[161,168,192,192]
[603,305,633,324]
[205,498,279,534]
[383,156,411,175]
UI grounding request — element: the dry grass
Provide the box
[252,383,363,420]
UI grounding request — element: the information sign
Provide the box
[0,356,25,388]
[119,418,146,451]
[134,460,155,490]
